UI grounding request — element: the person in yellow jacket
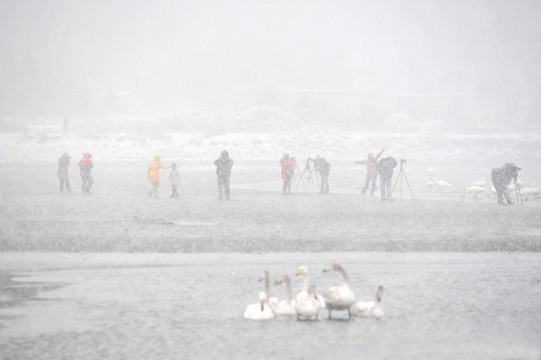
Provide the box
[148,155,171,198]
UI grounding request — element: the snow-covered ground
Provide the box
[2,109,541,200]
[2,108,541,165]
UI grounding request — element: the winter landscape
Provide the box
[1,1,541,359]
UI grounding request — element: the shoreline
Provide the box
[1,190,540,253]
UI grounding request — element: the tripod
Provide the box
[300,159,319,193]
[392,159,414,201]
[292,163,307,192]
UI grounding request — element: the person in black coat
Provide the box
[57,153,71,192]
[315,156,331,194]
[214,150,234,201]
[491,162,520,204]
[376,157,397,201]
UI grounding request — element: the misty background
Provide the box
[1,0,540,132]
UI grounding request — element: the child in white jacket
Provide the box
[169,163,181,198]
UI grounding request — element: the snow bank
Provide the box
[1,107,540,164]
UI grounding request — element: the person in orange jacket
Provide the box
[355,148,384,196]
[78,152,94,194]
[148,155,171,198]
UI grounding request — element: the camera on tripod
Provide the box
[510,165,520,178]
[506,163,521,179]
[393,157,414,200]
[305,157,315,169]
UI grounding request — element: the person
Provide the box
[147,155,171,199]
[57,153,72,192]
[491,162,520,205]
[315,156,331,194]
[214,150,233,201]
[355,148,385,196]
[78,152,94,194]
[169,163,181,198]
[376,156,397,201]
[280,153,295,195]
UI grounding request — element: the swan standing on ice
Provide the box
[468,179,486,187]
[244,291,274,320]
[351,286,384,318]
[431,178,452,191]
[295,266,322,320]
[273,274,296,315]
[521,185,540,201]
[461,185,486,201]
[322,263,355,319]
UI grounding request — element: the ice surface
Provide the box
[0,252,540,359]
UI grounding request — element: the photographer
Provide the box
[280,153,295,195]
[491,163,520,205]
[214,150,233,201]
[375,157,398,201]
[315,156,331,194]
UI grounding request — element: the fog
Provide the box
[1,2,541,359]
[1,0,541,130]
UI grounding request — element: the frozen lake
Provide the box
[0,252,540,359]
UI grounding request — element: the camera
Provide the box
[504,163,521,178]
[510,166,520,178]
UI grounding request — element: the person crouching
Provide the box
[491,162,520,205]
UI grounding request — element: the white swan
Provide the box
[294,266,322,320]
[351,286,384,318]
[259,270,279,311]
[431,178,452,191]
[273,274,296,315]
[244,291,274,320]
[461,185,486,201]
[322,263,355,319]
[468,179,486,187]
[521,185,540,201]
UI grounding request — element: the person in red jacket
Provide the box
[78,152,94,194]
[355,148,384,196]
[280,153,295,195]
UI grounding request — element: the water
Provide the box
[1,252,540,359]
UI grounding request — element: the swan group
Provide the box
[425,174,540,203]
[244,264,385,321]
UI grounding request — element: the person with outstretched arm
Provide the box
[355,148,385,196]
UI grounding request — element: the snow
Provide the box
[2,109,541,165]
